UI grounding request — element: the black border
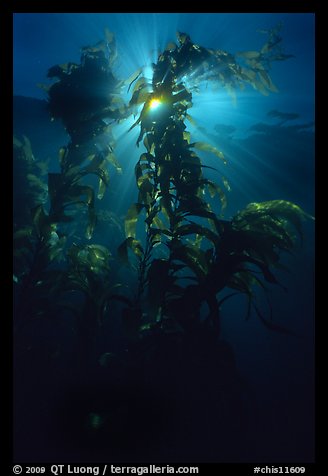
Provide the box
[6,1,320,471]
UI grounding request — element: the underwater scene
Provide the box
[13,13,315,463]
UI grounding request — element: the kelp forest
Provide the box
[13,24,314,462]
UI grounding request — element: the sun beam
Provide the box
[149,98,161,110]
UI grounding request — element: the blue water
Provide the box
[13,13,315,462]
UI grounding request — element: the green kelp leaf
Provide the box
[173,87,193,105]
[136,156,155,185]
[274,53,295,61]
[217,292,241,308]
[144,205,161,227]
[97,177,107,200]
[270,200,314,231]
[22,135,35,162]
[126,68,142,91]
[236,200,313,243]
[135,159,155,177]
[183,131,191,143]
[35,158,50,176]
[82,158,111,200]
[85,153,96,163]
[160,194,175,221]
[158,161,174,195]
[149,227,173,239]
[139,152,155,165]
[13,246,32,263]
[86,207,97,240]
[240,67,257,84]
[86,244,111,268]
[108,293,133,307]
[131,88,152,109]
[124,203,145,238]
[105,151,122,174]
[227,271,255,318]
[13,227,35,259]
[224,84,237,106]
[239,254,285,290]
[37,83,51,93]
[258,70,278,92]
[67,243,83,266]
[253,302,298,336]
[222,176,231,192]
[62,274,89,296]
[105,27,115,45]
[254,220,294,253]
[193,233,203,249]
[228,268,265,295]
[97,285,118,313]
[97,210,124,235]
[175,223,220,246]
[31,205,53,240]
[118,237,144,265]
[66,184,95,206]
[96,166,111,194]
[129,78,150,108]
[68,244,110,275]
[257,263,282,287]
[178,197,222,231]
[252,79,270,96]
[165,41,177,52]
[13,227,33,240]
[26,174,48,194]
[191,141,226,164]
[184,161,219,174]
[58,147,69,169]
[237,50,261,59]
[131,76,150,95]
[149,231,162,247]
[30,232,64,270]
[171,242,209,279]
[47,64,66,79]
[186,113,197,127]
[176,31,190,45]
[81,153,107,177]
[151,214,166,232]
[135,162,144,182]
[143,134,156,154]
[47,234,67,263]
[129,76,148,98]
[181,152,202,171]
[63,185,98,240]
[229,229,287,266]
[201,179,227,213]
[139,322,159,334]
[137,175,155,206]
[108,95,126,114]
[13,135,22,148]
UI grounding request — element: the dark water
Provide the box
[13,13,315,463]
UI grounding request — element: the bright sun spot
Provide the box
[149,98,161,110]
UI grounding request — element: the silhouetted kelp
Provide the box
[13,24,314,462]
